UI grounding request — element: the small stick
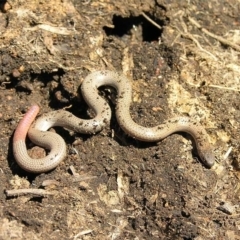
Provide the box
[73,175,97,183]
[141,12,162,30]
[172,14,218,60]
[181,32,218,60]
[73,229,93,239]
[223,147,233,160]
[5,188,54,197]
[209,84,240,92]
[69,165,79,177]
[188,16,240,52]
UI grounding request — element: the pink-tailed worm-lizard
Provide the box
[13,70,215,173]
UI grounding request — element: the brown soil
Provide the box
[0,0,240,239]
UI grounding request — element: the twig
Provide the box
[173,14,218,60]
[69,165,79,177]
[181,33,218,60]
[188,16,240,52]
[141,12,162,30]
[209,84,240,92]
[73,175,97,183]
[24,24,77,35]
[5,188,54,197]
[73,229,93,239]
[223,147,233,160]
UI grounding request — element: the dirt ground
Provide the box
[0,0,240,239]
